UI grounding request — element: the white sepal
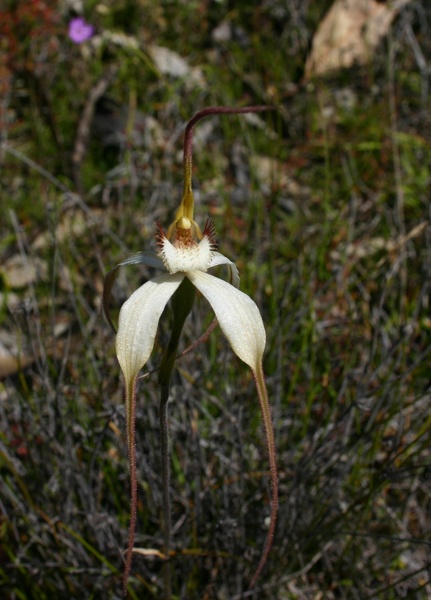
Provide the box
[116,272,185,385]
[187,270,266,369]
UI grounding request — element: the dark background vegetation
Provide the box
[1,1,431,598]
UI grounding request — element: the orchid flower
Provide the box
[103,106,278,597]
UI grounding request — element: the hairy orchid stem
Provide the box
[249,361,278,589]
[179,105,275,225]
[157,278,195,598]
[123,376,138,596]
[159,385,172,600]
[183,105,274,184]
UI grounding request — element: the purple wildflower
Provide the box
[68,17,94,44]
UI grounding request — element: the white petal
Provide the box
[116,273,184,384]
[209,252,240,287]
[187,270,265,368]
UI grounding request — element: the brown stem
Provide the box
[248,361,278,589]
[156,279,196,597]
[123,376,138,596]
[182,105,275,199]
[178,318,218,358]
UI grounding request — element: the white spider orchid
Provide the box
[103,106,278,595]
[113,217,266,395]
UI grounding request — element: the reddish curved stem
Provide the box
[123,376,138,596]
[249,361,278,589]
[182,105,275,197]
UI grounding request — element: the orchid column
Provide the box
[103,105,278,597]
